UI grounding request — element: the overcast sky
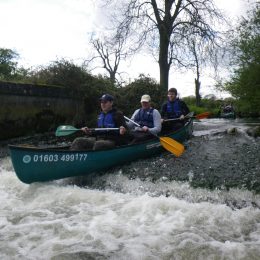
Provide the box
[0,0,252,97]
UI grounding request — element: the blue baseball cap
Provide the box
[99,94,114,102]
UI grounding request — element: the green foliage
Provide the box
[183,96,222,116]
[182,96,196,105]
[80,75,116,120]
[0,48,19,80]
[224,5,260,116]
[28,59,89,89]
[117,74,165,116]
[26,59,115,93]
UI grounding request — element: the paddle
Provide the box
[55,125,119,137]
[124,116,184,157]
[163,112,210,122]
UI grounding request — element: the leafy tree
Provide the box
[224,4,260,115]
[0,48,19,80]
[29,59,89,89]
[117,74,164,115]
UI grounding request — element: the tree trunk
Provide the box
[195,78,201,106]
[159,62,170,92]
[159,30,170,92]
[109,71,116,85]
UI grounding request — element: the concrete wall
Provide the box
[0,81,85,140]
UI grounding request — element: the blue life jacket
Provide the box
[166,99,182,118]
[97,110,116,128]
[134,108,154,128]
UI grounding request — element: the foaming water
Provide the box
[193,118,260,137]
[1,157,260,259]
[80,171,260,208]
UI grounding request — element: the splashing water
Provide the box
[1,156,260,259]
[0,118,259,259]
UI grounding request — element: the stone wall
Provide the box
[0,81,85,140]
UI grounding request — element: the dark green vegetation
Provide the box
[0,58,257,140]
[220,7,260,117]
[0,5,259,139]
[0,49,19,80]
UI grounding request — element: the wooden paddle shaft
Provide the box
[124,116,159,138]
[124,116,140,127]
[93,128,119,131]
[60,128,119,131]
[163,115,190,122]
[163,112,209,122]
[124,116,184,157]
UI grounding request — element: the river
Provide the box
[0,118,259,259]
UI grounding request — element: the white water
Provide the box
[1,118,260,259]
[193,118,260,137]
[1,157,260,259]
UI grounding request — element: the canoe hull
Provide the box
[220,112,236,119]
[9,119,193,184]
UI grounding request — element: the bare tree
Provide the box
[85,22,134,86]
[190,38,202,106]
[111,0,225,92]
[90,37,122,84]
[189,35,220,106]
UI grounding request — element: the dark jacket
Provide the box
[95,108,129,145]
[161,99,190,119]
[97,108,127,129]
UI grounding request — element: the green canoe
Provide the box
[9,119,193,184]
[220,111,236,119]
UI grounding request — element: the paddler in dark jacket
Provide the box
[161,88,190,132]
[71,94,129,150]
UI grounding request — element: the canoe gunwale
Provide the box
[8,118,193,184]
[9,118,193,153]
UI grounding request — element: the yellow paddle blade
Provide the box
[159,137,185,157]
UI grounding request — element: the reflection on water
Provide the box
[0,118,259,259]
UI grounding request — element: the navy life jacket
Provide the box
[134,108,154,128]
[97,110,116,128]
[166,99,182,119]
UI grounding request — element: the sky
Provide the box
[0,0,252,98]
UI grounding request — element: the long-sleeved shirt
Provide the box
[127,108,162,135]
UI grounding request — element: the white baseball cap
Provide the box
[140,94,151,102]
